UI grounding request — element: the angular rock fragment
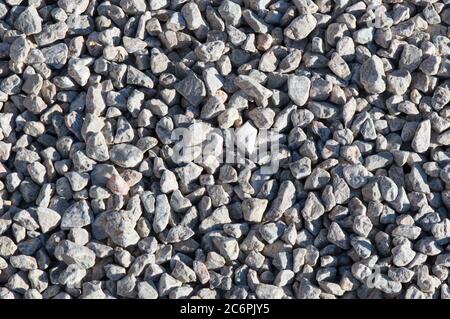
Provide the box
[288,75,311,106]
[284,13,317,41]
[359,55,386,94]
[174,73,207,107]
[0,0,450,301]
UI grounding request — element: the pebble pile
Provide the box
[1,0,450,299]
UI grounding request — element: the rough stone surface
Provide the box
[0,0,449,301]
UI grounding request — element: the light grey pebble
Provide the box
[110,144,144,168]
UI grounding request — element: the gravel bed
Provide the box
[1,0,450,299]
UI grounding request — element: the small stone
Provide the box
[10,255,38,271]
[137,281,158,299]
[166,225,194,243]
[174,73,207,107]
[289,158,311,179]
[327,222,350,249]
[399,44,423,72]
[304,168,330,190]
[242,198,268,223]
[284,13,317,41]
[107,174,130,195]
[41,43,68,69]
[181,2,204,30]
[199,206,231,233]
[302,192,325,221]
[392,244,416,267]
[218,0,242,26]
[127,66,154,88]
[359,55,386,94]
[110,144,144,168]
[255,284,284,299]
[15,6,42,35]
[86,132,110,162]
[328,53,351,80]
[212,236,239,261]
[61,200,93,229]
[36,207,61,233]
[387,70,411,95]
[195,41,225,62]
[0,236,17,257]
[342,164,371,189]
[288,75,311,106]
[65,171,89,191]
[104,211,140,248]
[153,195,171,233]
[235,75,273,103]
[411,120,431,153]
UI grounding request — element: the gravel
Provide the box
[2,0,450,301]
